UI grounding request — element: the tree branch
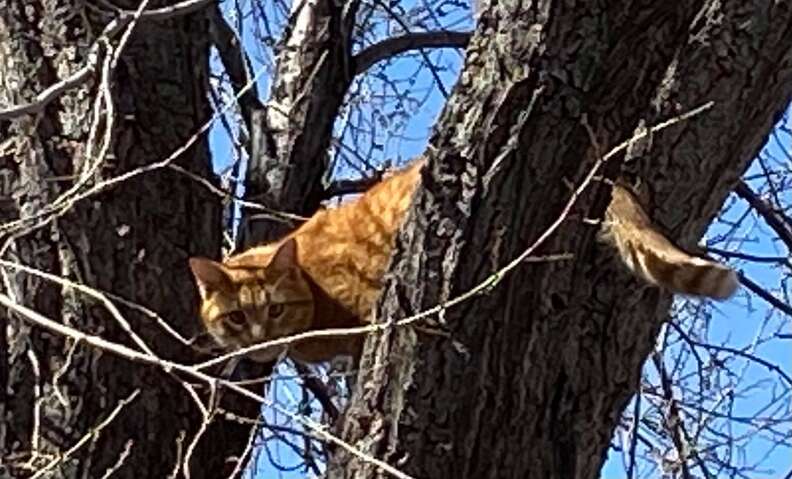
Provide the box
[737,272,792,319]
[207,5,264,135]
[97,0,214,21]
[292,362,340,421]
[735,181,792,251]
[0,0,216,122]
[324,175,384,199]
[706,246,792,270]
[353,31,472,75]
[0,64,95,121]
[651,355,697,479]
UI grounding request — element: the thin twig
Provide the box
[168,164,307,223]
[706,247,791,268]
[99,440,134,479]
[0,0,209,123]
[0,259,155,355]
[676,329,792,387]
[738,272,792,318]
[225,419,260,479]
[626,393,640,479]
[652,355,698,479]
[0,56,269,253]
[0,64,95,120]
[95,0,215,21]
[0,293,414,479]
[735,181,792,251]
[194,102,717,369]
[293,362,340,421]
[30,390,140,479]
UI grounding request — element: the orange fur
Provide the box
[603,184,738,300]
[190,160,421,362]
[189,160,737,363]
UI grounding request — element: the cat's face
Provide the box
[189,239,315,362]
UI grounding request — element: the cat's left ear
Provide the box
[268,238,298,272]
[189,257,234,299]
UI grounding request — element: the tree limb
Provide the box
[353,31,472,75]
[0,0,217,122]
[0,64,95,121]
[207,5,264,135]
[324,175,384,199]
[735,181,792,251]
[737,272,792,319]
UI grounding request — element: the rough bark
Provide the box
[207,0,362,471]
[329,2,792,478]
[239,0,359,245]
[0,1,228,477]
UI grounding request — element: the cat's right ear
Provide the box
[189,257,234,299]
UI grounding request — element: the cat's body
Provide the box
[189,160,421,362]
[190,159,738,363]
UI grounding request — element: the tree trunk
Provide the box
[0,2,230,477]
[239,0,358,245]
[329,1,792,478]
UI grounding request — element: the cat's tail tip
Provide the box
[681,258,740,301]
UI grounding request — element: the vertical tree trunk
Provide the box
[239,0,358,245]
[0,2,229,476]
[329,1,792,478]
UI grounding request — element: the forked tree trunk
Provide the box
[328,1,792,478]
[0,2,231,477]
[239,0,358,245]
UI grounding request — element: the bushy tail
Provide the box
[625,239,739,299]
[604,185,739,300]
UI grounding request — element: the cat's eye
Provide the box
[224,311,247,328]
[268,303,284,318]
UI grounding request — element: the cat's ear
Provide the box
[189,257,234,299]
[268,238,298,272]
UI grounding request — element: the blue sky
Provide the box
[208,1,791,477]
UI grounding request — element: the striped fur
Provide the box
[189,161,421,362]
[190,163,739,364]
[603,184,739,300]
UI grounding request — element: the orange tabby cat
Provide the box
[189,159,738,363]
[189,161,421,362]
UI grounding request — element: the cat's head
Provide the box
[188,239,315,362]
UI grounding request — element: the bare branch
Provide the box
[353,31,472,75]
[324,175,384,198]
[30,390,140,478]
[706,246,792,268]
[0,64,95,121]
[669,321,792,387]
[0,293,414,479]
[0,0,215,122]
[99,440,134,479]
[293,363,341,421]
[207,4,264,133]
[96,0,214,21]
[737,272,792,318]
[652,355,696,479]
[735,181,792,251]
